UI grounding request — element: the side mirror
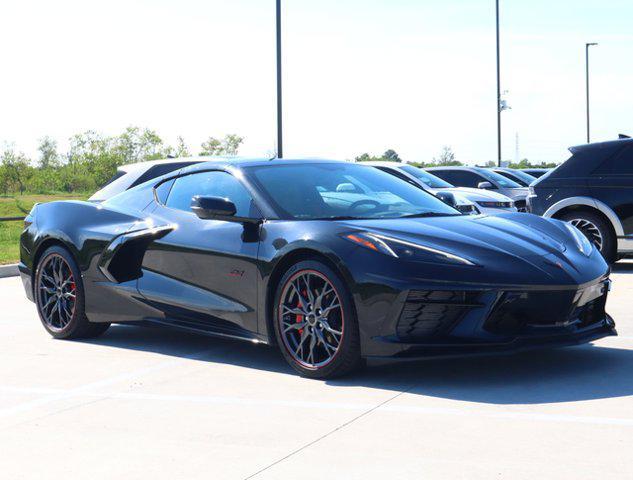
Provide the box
[190,195,263,225]
[477,181,494,190]
[191,196,236,220]
[434,191,457,207]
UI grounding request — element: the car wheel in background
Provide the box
[34,246,111,339]
[273,260,362,379]
[559,211,616,263]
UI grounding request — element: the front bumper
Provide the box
[359,275,615,358]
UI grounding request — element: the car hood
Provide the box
[498,187,529,200]
[434,187,513,202]
[338,213,607,285]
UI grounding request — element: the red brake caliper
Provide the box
[296,298,303,335]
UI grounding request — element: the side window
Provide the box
[165,171,255,217]
[155,179,175,204]
[376,167,420,188]
[594,145,633,175]
[435,170,482,188]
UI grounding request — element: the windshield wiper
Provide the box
[312,216,365,221]
[399,212,460,219]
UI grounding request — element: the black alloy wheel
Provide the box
[35,246,111,339]
[274,260,362,379]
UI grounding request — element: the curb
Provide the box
[0,263,19,278]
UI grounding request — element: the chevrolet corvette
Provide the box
[19,159,616,378]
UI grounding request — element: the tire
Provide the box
[34,245,111,339]
[273,259,362,379]
[559,211,616,263]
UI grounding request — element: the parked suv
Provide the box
[426,166,529,211]
[528,138,633,263]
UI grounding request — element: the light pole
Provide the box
[495,0,502,167]
[276,0,283,158]
[585,42,598,143]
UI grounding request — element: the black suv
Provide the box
[528,138,633,263]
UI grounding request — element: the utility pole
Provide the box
[496,0,501,167]
[586,42,598,143]
[276,0,283,158]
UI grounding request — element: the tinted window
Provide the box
[398,165,454,188]
[594,145,633,175]
[155,179,175,204]
[376,167,420,188]
[129,162,199,189]
[246,163,459,220]
[432,170,484,188]
[474,168,521,188]
[166,171,254,216]
[495,169,535,187]
[99,170,126,189]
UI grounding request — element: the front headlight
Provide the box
[565,223,593,256]
[343,232,477,266]
[476,201,514,209]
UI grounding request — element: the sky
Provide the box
[0,0,631,165]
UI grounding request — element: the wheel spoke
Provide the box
[283,321,306,333]
[282,305,306,317]
[315,285,333,311]
[290,282,310,312]
[321,320,342,337]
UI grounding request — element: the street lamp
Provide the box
[276,0,283,158]
[585,42,598,143]
[495,0,502,167]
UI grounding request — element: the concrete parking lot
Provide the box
[2,263,633,479]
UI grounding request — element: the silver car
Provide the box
[426,166,529,212]
[364,162,517,215]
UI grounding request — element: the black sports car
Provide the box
[19,159,616,378]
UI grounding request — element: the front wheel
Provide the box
[559,211,616,263]
[273,260,362,379]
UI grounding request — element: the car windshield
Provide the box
[475,168,522,188]
[247,163,460,220]
[398,165,454,188]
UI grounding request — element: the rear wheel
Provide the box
[559,211,616,263]
[34,246,110,339]
[273,260,362,379]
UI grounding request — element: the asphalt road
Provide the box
[2,263,633,479]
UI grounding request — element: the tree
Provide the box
[354,153,381,162]
[172,136,190,157]
[37,136,60,169]
[433,146,459,166]
[200,134,244,156]
[222,134,244,156]
[354,149,401,162]
[114,126,168,164]
[1,148,33,194]
[382,149,401,162]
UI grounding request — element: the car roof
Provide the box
[357,161,406,168]
[178,157,352,174]
[569,137,633,154]
[425,166,478,171]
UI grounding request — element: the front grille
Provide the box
[485,284,608,335]
[455,204,478,215]
[397,290,482,342]
[514,200,527,212]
